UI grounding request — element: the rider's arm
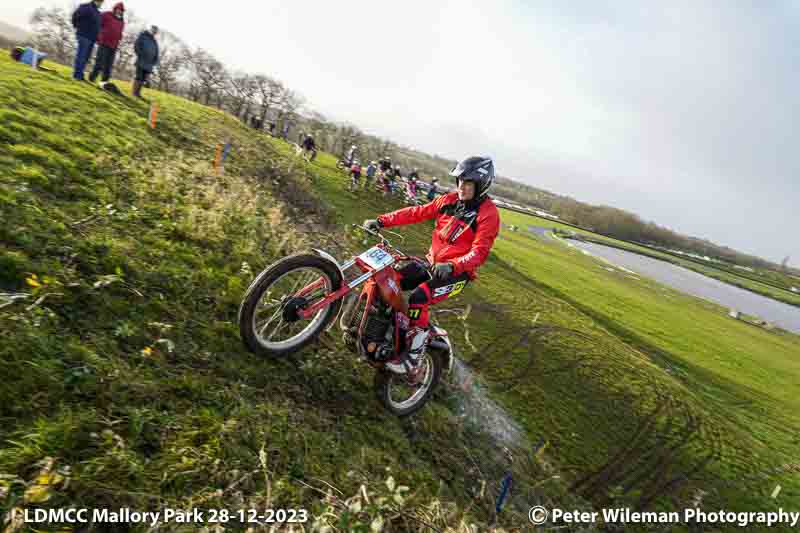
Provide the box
[449,204,501,276]
[377,192,453,228]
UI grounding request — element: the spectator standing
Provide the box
[133,25,160,98]
[365,161,377,189]
[71,0,104,81]
[89,2,125,84]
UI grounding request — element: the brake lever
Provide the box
[353,224,391,246]
[381,228,405,244]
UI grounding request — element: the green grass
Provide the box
[2,54,800,533]
[281,152,800,529]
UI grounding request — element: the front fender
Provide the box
[312,248,342,274]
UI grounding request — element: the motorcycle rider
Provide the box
[365,160,377,189]
[390,165,402,195]
[406,173,418,203]
[363,156,500,374]
[349,159,362,190]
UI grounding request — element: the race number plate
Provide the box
[359,246,394,270]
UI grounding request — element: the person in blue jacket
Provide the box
[71,0,104,81]
[11,46,50,70]
[133,26,160,98]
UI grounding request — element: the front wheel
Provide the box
[374,351,443,417]
[238,253,343,358]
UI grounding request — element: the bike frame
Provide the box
[297,242,420,323]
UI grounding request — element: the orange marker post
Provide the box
[148,102,159,129]
[213,144,223,176]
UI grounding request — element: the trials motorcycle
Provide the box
[238,225,455,417]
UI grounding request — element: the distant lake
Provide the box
[570,240,800,335]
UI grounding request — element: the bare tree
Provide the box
[274,85,304,137]
[225,72,257,121]
[253,74,283,130]
[186,49,228,107]
[152,30,188,93]
[29,7,74,64]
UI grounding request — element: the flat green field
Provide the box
[2,54,799,532]
[502,209,800,308]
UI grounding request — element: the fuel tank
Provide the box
[375,268,407,314]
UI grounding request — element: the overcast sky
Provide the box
[3,1,798,266]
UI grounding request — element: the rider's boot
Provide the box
[385,326,430,375]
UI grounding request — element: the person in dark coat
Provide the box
[71,0,104,81]
[133,25,160,98]
[89,2,125,84]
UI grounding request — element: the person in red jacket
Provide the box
[89,2,125,84]
[363,156,500,374]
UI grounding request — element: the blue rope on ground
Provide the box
[495,472,513,515]
[221,143,232,164]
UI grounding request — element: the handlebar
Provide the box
[352,224,435,276]
[352,224,409,257]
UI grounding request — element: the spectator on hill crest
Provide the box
[71,0,104,81]
[89,2,125,85]
[133,25,160,98]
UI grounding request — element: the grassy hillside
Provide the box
[0,54,574,532]
[2,55,800,533]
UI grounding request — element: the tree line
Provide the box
[490,177,791,273]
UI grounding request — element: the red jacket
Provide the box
[97,8,125,50]
[378,192,500,280]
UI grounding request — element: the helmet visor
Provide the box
[449,160,471,178]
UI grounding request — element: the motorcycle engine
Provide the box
[341,295,394,360]
[361,306,393,361]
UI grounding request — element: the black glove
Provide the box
[432,262,454,280]
[363,219,382,232]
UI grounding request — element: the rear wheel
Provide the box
[238,253,342,358]
[374,351,443,417]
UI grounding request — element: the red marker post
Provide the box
[213,142,232,176]
[213,144,223,176]
[148,102,159,129]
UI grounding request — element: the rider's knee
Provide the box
[409,287,429,306]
